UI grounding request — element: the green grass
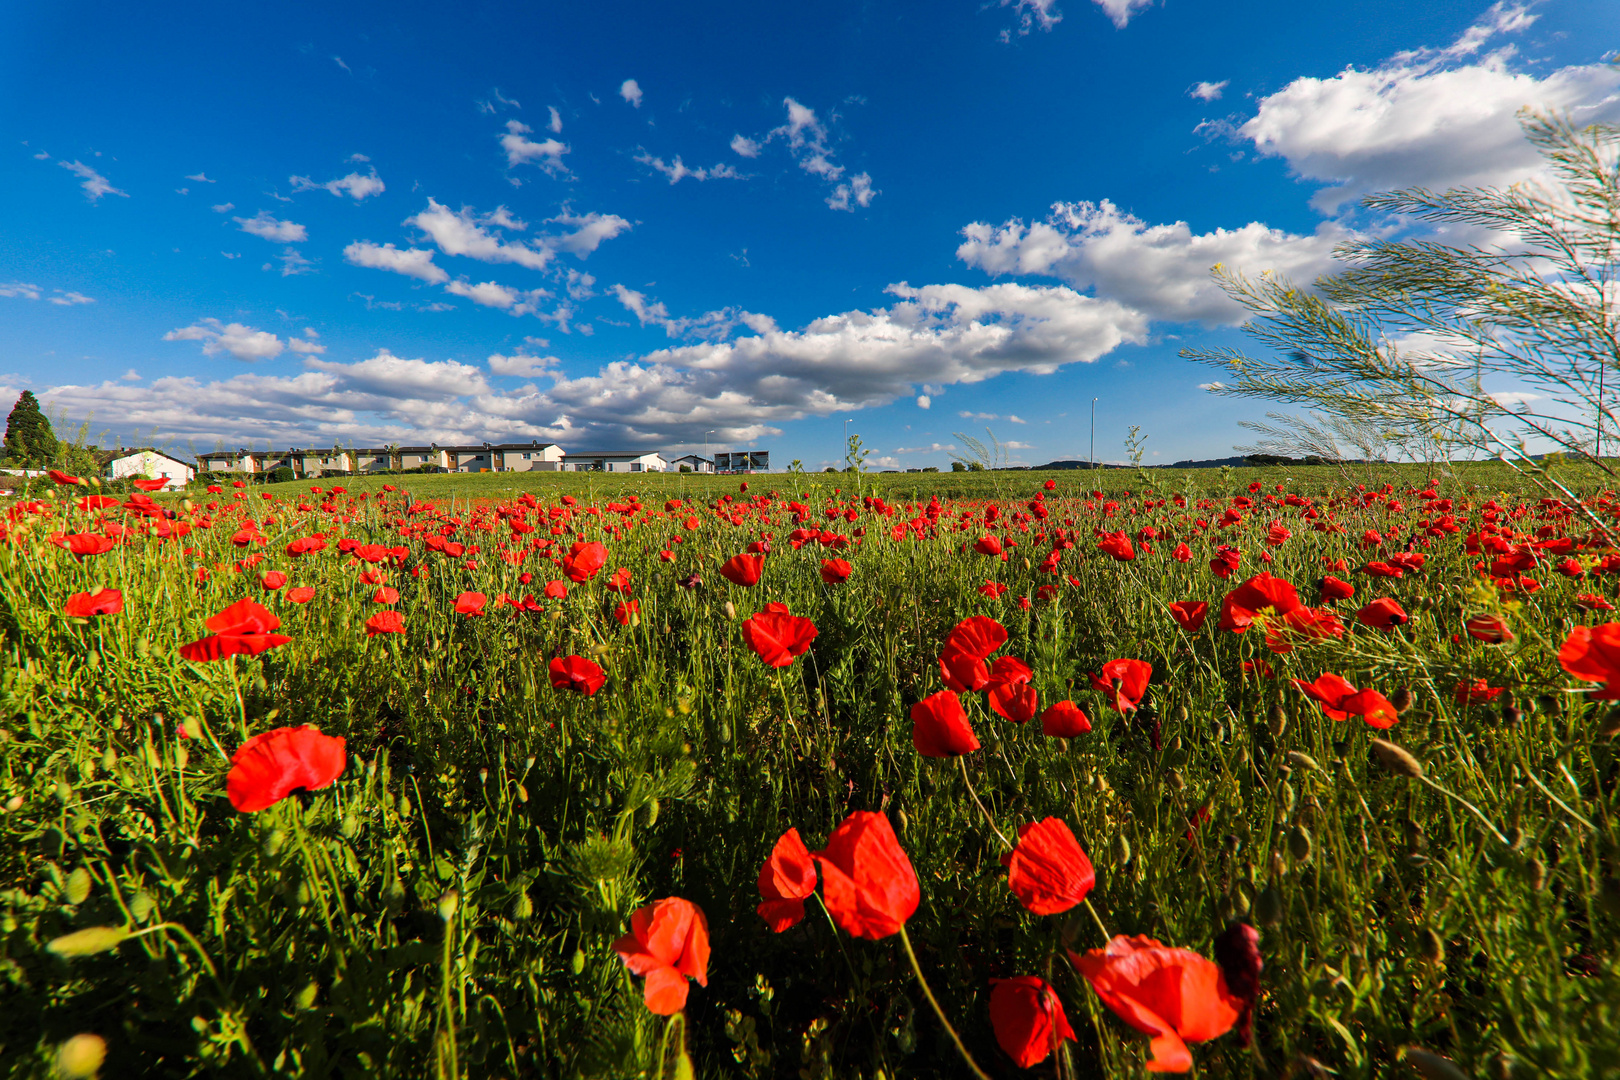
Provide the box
[1,467,1617,1078]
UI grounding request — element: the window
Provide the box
[630,462,642,472]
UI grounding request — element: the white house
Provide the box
[197,450,259,474]
[669,454,714,474]
[491,442,567,471]
[566,450,668,473]
[107,448,195,489]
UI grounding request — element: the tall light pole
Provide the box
[1090,397,1098,471]
[705,430,715,473]
[844,417,852,464]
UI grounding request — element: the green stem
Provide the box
[898,925,992,1080]
[958,755,1012,850]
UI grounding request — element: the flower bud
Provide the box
[1370,738,1424,779]
[53,1034,107,1079]
[1417,927,1445,965]
[437,888,460,922]
[1287,824,1313,863]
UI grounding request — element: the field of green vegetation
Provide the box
[3,464,1618,1079]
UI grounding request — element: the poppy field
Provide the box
[4,464,1620,1078]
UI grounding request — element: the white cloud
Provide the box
[0,283,42,300]
[916,395,931,409]
[186,172,215,183]
[488,352,560,377]
[303,350,490,399]
[1487,390,1544,407]
[164,318,287,362]
[273,248,314,277]
[956,199,1347,325]
[59,160,127,201]
[1090,0,1151,29]
[827,172,876,211]
[731,134,761,158]
[499,120,570,175]
[3,283,94,305]
[407,199,552,270]
[235,210,308,243]
[48,291,94,306]
[611,285,777,341]
[635,152,744,184]
[547,210,633,256]
[292,168,385,200]
[1236,4,1620,211]
[287,330,325,355]
[32,150,50,160]
[548,106,563,133]
[445,278,550,316]
[620,79,643,107]
[212,202,235,213]
[999,0,1062,35]
[898,443,956,453]
[1190,80,1228,102]
[343,241,450,283]
[121,369,140,381]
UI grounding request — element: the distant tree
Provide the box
[3,391,59,466]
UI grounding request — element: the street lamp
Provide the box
[1090,398,1098,471]
[844,417,853,464]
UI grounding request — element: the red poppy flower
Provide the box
[1318,576,1355,602]
[1098,531,1136,561]
[986,655,1039,723]
[131,477,170,492]
[741,602,817,667]
[1577,593,1616,612]
[974,535,1004,557]
[454,591,487,617]
[181,598,292,661]
[1043,479,1057,491]
[1091,658,1151,714]
[543,579,568,599]
[980,580,1009,598]
[226,725,347,812]
[612,897,710,1015]
[1356,597,1408,630]
[1072,935,1242,1073]
[1171,542,1192,563]
[1213,922,1263,1046]
[49,469,84,485]
[285,536,327,557]
[813,811,918,940]
[364,610,405,636]
[1002,817,1094,915]
[561,540,608,582]
[990,976,1076,1069]
[1558,622,1620,699]
[819,558,853,584]
[286,587,316,604]
[756,827,818,932]
[1465,614,1514,643]
[1208,546,1242,578]
[1040,700,1092,738]
[64,533,116,557]
[1168,601,1208,632]
[372,586,400,604]
[1218,572,1302,633]
[1453,677,1503,705]
[911,690,981,756]
[614,599,641,626]
[714,553,763,589]
[939,649,991,693]
[549,655,606,695]
[945,615,1008,659]
[1290,673,1398,727]
[63,589,123,617]
[605,568,633,595]
[260,571,287,591]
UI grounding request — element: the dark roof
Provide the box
[566,449,665,458]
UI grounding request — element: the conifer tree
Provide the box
[2,391,59,466]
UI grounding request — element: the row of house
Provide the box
[194,442,771,478]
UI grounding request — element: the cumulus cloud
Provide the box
[1190,80,1228,101]
[343,241,450,283]
[445,279,550,316]
[2,283,93,305]
[547,210,633,256]
[407,199,553,270]
[730,98,878,210]
[499,120,570,175]
[488,352,560,377]
[620,79,643,107]
[287,329,326,355]
[59,160,127,201]
[956,199,1348,324]
[634,152,744,184]
[916,396,931,409]
[611,285,777,341]
[48,291,94,306]
[1234,3,1620,211]
[163,318,287,362]
[292,168,385,200]
[1090,0,1152,29]
[235,210,308,243]
[186,172,215,183]
[212,202,235,213]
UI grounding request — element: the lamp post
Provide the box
[1090,397,1098,471]
[844,417,853,465]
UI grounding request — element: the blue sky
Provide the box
[2,0,1617,468]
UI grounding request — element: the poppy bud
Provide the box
[438,888,460,922]
[1390,686,1414,713]
[341,813,360,839]
[1526,857,1547,891]
[1370,738,1424,779]
[1287,824,1313,862]
[130,890,154,922]
[513,890,534,920]
[1114,832,1131,866]
[1,795,17,814]
[1267,704,1287,737]
[723,601,736,621]
[1286,751,1319,773]
[1168,769,1187,792]
[1402,1047,1472,1080]
[47,925,132,957]
[1417,927,1445,965]
[53,1034,107,1080]
[571,948,587,975]
[1255,885,1283,927]
[295,980,320,1010]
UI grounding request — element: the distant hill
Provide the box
[1025,454,1364,471]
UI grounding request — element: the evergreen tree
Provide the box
[2,391,59,466]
